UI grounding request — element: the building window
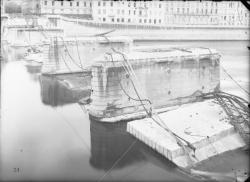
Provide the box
[70,2,72,6]
[90,2,92,7]
[139,19,142,23]
[154,19,156,24]
[129,10,130,15]
[144,19,147,23]
[103,2,105,6]
[44,1,47,5]
[139,10,142,15]
[98,1,101,6]
[149,19,151,23]
[111,18,114,22]
[159,4,161,8]
[134,2,136,7]
[159,19,161,23]
[103,18,106,22]
[134,10,136,15]
[128,18,131,22]
[111,2,113,6]
[121,18,124,22]
[61,1,63,6]
[122,10,124,15]
[84,2,86,7]
[117,18,120,22]
[52,1,54,6]
[128,2,130,7]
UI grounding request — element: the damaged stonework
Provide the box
[127,100,246,168]
[89,47,221,121]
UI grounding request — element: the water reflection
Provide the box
[25,62,42,74]
[88,119,199,181]
[89,119,145,170]
[39,75,91,107]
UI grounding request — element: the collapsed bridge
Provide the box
[87,46,249,168]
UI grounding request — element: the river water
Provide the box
[0,40,249,181]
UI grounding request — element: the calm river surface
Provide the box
[1,40,249,181]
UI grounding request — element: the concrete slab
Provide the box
[127,100,246,168]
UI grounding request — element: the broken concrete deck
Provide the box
[127,100,246,168]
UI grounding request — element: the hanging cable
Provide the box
[97,140,137,182]
[57,36,84,70]
[106,53,152,105]
[60,46,72,72]
[74,36,84,69]
[101,35,198,163]
[109,39,197,153]
[199,47,250,96]
[54,108,90,152]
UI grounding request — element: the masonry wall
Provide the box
[89,54,220,119]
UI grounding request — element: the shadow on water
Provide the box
[89,119,144,170]
[25,62,42,74]
[39,74,91,107]
[89,119,201,181]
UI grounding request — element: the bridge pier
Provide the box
[89,47,220,121]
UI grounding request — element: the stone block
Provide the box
[89,47,220,120]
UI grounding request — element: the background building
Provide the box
[217,1,249,26]
[92,0,165,26]
[91,0,250,27]
[164,1,220,26]
[39,0,92,18]
[5,0,249,27]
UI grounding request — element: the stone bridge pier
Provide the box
[89,47,221,122]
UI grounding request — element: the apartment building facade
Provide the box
[39,0,92,16]
[37,0,249,27]
[92,0,165,25]
[92,0,249,27]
